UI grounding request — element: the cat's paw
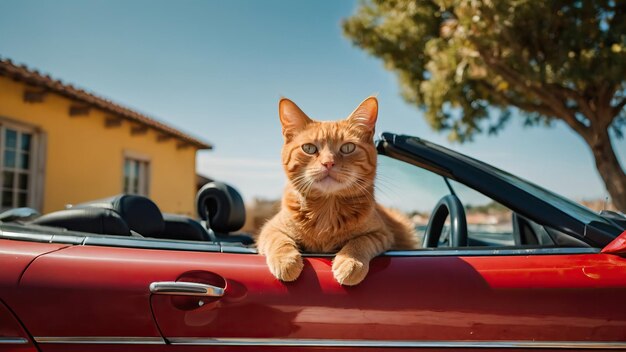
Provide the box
[332,255,369,286]
[266,251,304,282]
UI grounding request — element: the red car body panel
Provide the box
[11,245,164,339]
[0,239,69,352]
[0,239,68,286]
[5,241,626,352]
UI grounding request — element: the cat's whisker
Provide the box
[305,183,314,199]
[291,174,316,195]
[355,182,375,201]
[372,173,401,198]
[373,181,396,198]
[339,170,375,195]
[346,176,375,201]
[373,182,405,203]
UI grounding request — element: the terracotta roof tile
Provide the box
[0,57,212,150]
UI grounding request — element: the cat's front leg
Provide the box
[332,232,391,286]
[257,224,303,282]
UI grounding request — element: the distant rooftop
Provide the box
[0,57,212,150]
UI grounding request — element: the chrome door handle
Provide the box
[149,281,225,297]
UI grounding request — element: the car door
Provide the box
[4,235,220,352]
[149,242,626,351]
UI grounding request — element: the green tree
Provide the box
[343,0,626,212]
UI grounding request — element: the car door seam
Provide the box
[17,245,72,285]
[148,294,168,343]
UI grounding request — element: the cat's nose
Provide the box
[321,161,335,170]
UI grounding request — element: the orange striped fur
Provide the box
[257,97,417,286]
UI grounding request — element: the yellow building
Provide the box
[0,58,211,216]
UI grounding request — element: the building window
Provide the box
[124,157,149,196]
[0,126,36,210]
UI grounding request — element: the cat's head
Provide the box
[279,97,378,197]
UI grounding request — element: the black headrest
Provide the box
[75,194,164,237]
[196,182,246,233]
[161,213,214,241]
[31,208,131,236]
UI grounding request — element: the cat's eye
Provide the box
[301,143,318,154]
[340,142,356,154]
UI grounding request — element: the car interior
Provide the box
[0,174,593,252]
[25,181,255,246]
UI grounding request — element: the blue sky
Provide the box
[1,0,624,208]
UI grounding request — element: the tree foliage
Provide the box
[344,0,626,211]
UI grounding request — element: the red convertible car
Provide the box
[1,132,625,352]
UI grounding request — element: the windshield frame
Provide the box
[376,132,622,247]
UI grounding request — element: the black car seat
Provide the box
[31,207,132,236]
[32,194,164,237]
[72,194,165,237]
[75,195,219,243]
[196,182,253,245]
[159,213,215,242]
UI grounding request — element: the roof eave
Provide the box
[0,57,213,150]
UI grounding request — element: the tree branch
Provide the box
[477,81,558,119]
[614,97,626,118]
[514,101,558,118]
[478,51,590,138]
[547,84,595,123]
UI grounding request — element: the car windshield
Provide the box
[410,137,613,227]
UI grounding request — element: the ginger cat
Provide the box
[257,96,417,286]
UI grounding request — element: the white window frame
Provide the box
[123,151,150,196]
[0,117,45,212]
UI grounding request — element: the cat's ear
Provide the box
[279,98,312,140]
[348,96,378,135]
